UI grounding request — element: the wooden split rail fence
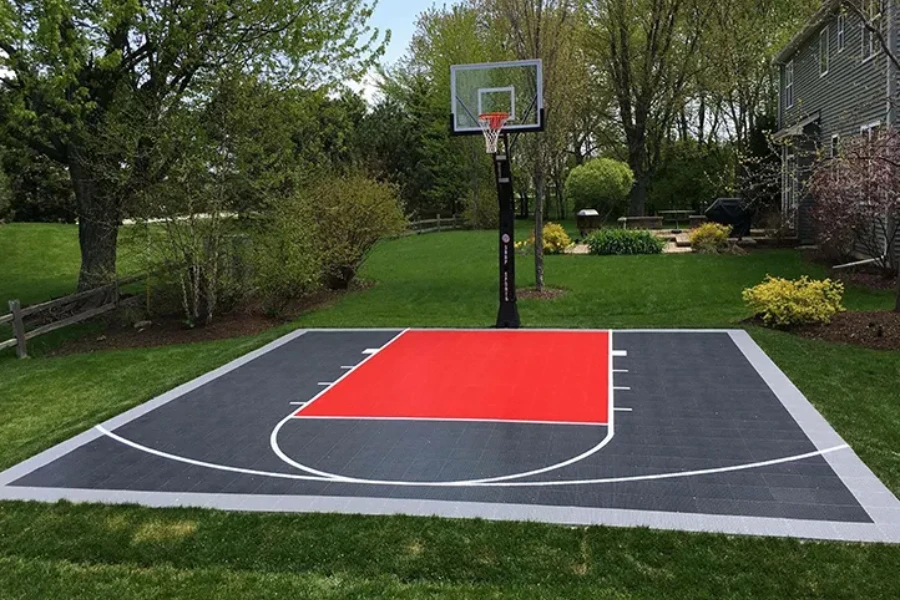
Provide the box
[2,218,465,359]
[404,215,466,236]
[1,274,145,359]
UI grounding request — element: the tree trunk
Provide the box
[895,261,900,312]
[627,139,648,216]
[533,164,545,292]
[71,160,121,291]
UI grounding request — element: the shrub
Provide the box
[586,228,665,255]
[690,222,732,253]
[542,223,573,254]
[515,222,573,255]
[310,173,408,289]
[742,276,845,327]
[565,158,634,219]
[252,193,322,315]
[462,188,498,230]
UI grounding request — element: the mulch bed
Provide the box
[49,284,371,356]
[834,271,899,292]
[517,288,567,301]
[794,311,900,351]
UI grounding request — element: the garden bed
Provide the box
[794,310,900,351]
[48,283,372,356]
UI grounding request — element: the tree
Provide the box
[383,2,501,219]
[565,158,633,220]
[698,0,818,153]
[585,0,709,216]
[489,0,578,291]
[0,0,384,290]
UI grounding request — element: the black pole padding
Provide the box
[493,134,520,329]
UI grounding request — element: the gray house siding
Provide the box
[780,11,888,139]
[778,3,892,244]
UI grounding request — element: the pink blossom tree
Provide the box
[808,128,900,312]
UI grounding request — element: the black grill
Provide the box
[705,198,754,238]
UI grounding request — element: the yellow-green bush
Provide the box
[542,223,572,254]
[515,223,573,255]
[689,222,731,253]
[742,276,845,327]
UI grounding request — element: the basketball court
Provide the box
[2,328,899,542]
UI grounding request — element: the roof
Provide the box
[773,0,841,65]
[772,112,821,140]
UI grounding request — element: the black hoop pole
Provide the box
[493,133,520,328]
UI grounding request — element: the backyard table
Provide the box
[658,209,692,231]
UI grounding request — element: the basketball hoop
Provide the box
[478,112,511,154]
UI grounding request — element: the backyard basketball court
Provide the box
[2,328,899,542]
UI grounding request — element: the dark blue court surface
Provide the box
[2,329,899,543]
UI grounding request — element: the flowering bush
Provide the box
[515,222,573,255]
[586,228,665,255]
[742,276,845,327]
[808,129,900,270]
[689,222,732,253]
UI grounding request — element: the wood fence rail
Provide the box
[1,274,145,359]
[403,215,467,237]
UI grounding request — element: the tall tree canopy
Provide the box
[0,0,385,289]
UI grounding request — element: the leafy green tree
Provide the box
[0,0,384,290]
[489,0,578,290]
[377,2,500,219]
[649,141,736,213]
[565,158,633,219]
[584,0,710,217]
[0,147,74,222]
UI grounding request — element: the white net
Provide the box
[478,113,511,154]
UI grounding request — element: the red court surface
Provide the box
[296,330,611,424]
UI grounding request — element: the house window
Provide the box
[785,61,794,108]
[820,27,830,75]
[831,135,840,158]
[837,13,845,51]
[862,0,884,61]
[861,120,881,140]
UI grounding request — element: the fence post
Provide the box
[8,300,27,359]
[437,214,442,232]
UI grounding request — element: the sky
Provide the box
[371,0,437,66]
[347,0,438,102]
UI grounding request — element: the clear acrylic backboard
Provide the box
[450,59,544,136]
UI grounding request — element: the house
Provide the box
[773,0,893,244]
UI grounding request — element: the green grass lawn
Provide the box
[1,223,899,599]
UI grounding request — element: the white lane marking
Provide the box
[290,402,307,406]
[340,366,355,370]
[612,350,627,357]
[272,330,618,486]
[292,330,410,419]
[613,369,629,373]
[362,349,379,355]
[615,407,633,412]
[317,382,333,387]
[98,425,850,488]
[96,426,328,482]
[614,386,631,391]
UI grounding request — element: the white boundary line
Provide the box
[92,425,850,488]
[270,330,617,486]
[96,426,327,482]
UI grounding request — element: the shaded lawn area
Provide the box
[1,225,899,599]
